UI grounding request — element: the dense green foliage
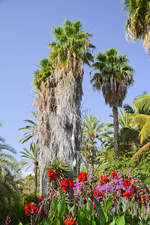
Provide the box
[124,0,150,54]
[48,20,95,65]
[33,59,55,90]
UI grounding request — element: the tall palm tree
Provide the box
[21,141,40,195]
[124,0,150,54]
[91,48,134,159]
[34,20,95,195]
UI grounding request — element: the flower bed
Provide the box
[19,170,150,225]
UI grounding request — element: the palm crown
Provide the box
[91,48,134,107]
[125,0,150,54]
[48,20,95,66]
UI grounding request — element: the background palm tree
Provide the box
[21,141,40,195]
[0,125,22,224]
[124,0,150,54]
[82,114,109,173]
[34,20,95,195]
[91,48,134,159]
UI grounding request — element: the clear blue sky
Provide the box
[0,0,150,159]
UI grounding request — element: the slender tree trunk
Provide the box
[35,57,83,195]
[34,162,38,195]
[91,150,94,174]
[112,106,119,159]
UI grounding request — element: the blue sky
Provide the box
[0,0,150,159]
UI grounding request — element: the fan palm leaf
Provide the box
[19,115,37,144]
[48,20,95,66]
[124,0,150,54]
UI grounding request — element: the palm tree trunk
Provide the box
[112,106,119,159]
[34,162,38,195]
[131,142,150,161]
[91,149,94,174]
[35,58,83,195]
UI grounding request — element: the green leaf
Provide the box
[94,198,106,225]
[116,215,125,225]
[57,196,66,218]
[120,198,127,213]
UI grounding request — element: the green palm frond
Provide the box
[91,48,134,107]
[33,58,55,90]
[131,142,150,161]
[119,109,132,128]
[48,20,95,66]
[19,116,37,144]
[133,94,150,114]
[20,141,40,172]
[123,104,135,113]
[124,0,150,54]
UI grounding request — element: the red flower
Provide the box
[78,172,87,182]
[24,203,39,215]
[93,189,105,199]
[134,186,139,191]
[61,178,74,192]
[141,195,147,204]
[25,204,30,214]
[64,215,77,225]
[110,170,117,178]
[48,169,57,183]
[38,195,45,203]
[100,175,109,185]
[123,178,131,188]
[115,175,118,179]
[123,190,134,200]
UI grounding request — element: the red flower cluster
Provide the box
[134,186,139,191]
[64,215,77,225]
[61,178,74,192]
[48,169,57,183]
[123,190,134,200]
[123,178,131,187]
[110,170,118,178]
[93,189,105,199]
[25,203,39,215]
[38,195,45,203]
[78,172,87,182]
[100,175,109,185]
[141,195,147,204]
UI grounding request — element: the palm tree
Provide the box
[0,135,16,175]
[82,114,109,173]
[91,48,134,159]
[21,141,40,195]
[0,128,20,222]
[124,0,150,54]
[34,20,95,195]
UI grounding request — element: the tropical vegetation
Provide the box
[1,3,150,224]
